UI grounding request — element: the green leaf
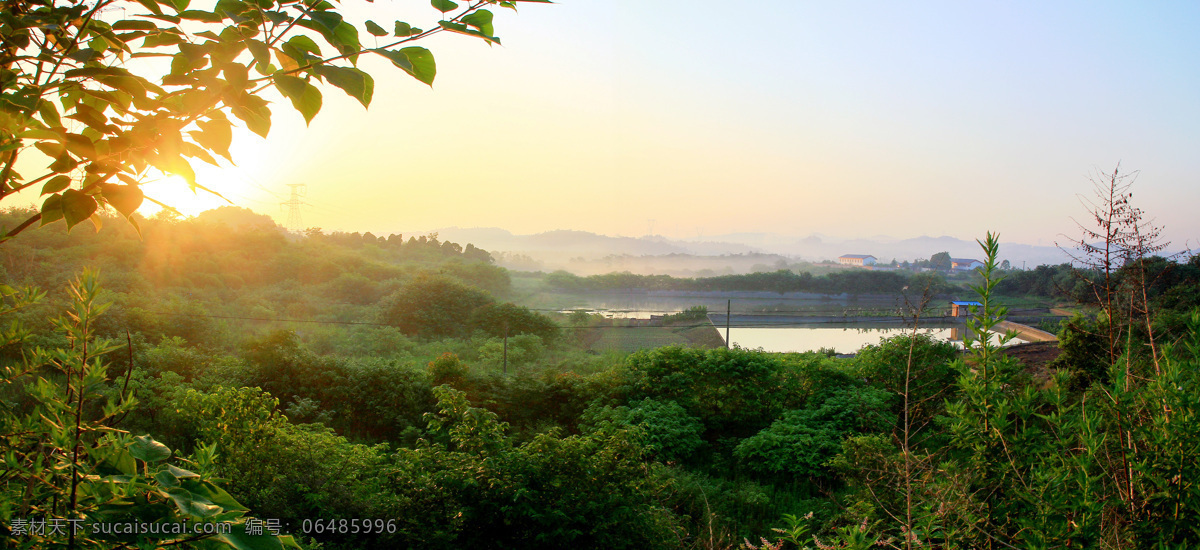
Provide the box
[34,140,66,159]
[155,154,197,185]
[41,175,71,195]
[275,49,301,73]
[113,20,160,31]
[364,20,387,36]
[462,9,494,36]
[297,12,359,58]
[431,0,458,13]
[231,104,271,137]
[168,464,200,478]
[112,449,137,476]
[222,62,250,90]
[64,66,135,79]
[214,0,253,22]
[156,0,189,11]
[143,14,182,25]
[179,478,247,511]
[394,21,412,36]
[61,189,98,231]
[40,194,64,226]
[50,154,78,174]
[215,529,294,550]
[372,47,435,86]
[178,42,215,63]
[63,134,96,159]
[180,141,219,166]
[133,0,164,15]
[87,163,124,179]
[101,74,158,99]
[313,65,373,108]
[178,9,225,23]
[155,469,180,487]
[66,104,110,132]
[193,118,233,160]
[329,22,361,59]
[246,39,270,67]
[165,486,222,517]
[100,183,144,217]
[66,48,104,63]
[170,52,193,76]
[261,9,289,24]
[143,31,184,48]
[88,211,104,232]
[284,34,321,57]
[130,434,173,462]
[229,93,272,137]
[37,100,62,128]
[274,75,322,124]
[439,20,499,45]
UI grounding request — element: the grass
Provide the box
[588,327,691,352]
[582,320,724,353]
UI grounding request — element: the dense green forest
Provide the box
[542,268,958,297]
[3,207,1199,549]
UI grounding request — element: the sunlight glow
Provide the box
[135,149,283,221]
[137,174,232,218]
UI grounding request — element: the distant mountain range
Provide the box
[691,232,1071,269]
[415,227,1072,275]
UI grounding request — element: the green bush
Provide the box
[621,346,789,441]
[477,334,546,370]
[581,398,706,464]
[468,302,560,342]
[427,352,469,385]
[377,273,494,339]
[378,387,681,549]
[735,386,894,480]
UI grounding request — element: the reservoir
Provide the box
[543,291,1056,354]
[726,324,1028,354]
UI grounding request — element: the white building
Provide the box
[838,254,877,267]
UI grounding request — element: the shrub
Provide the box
[378,274,494,339]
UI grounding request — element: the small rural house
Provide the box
[950,300,983,317]
[838,254,877,267]
[951,258,984,271]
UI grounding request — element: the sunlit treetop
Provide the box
[0,0,547,242]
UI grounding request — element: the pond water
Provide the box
[558,308,666,319]
[725,325,1028,354]
[543,292,1034,354]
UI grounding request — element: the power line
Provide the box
[140,310,392,326]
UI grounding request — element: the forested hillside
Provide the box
[3,211,1199,549]
[542,268,956,296]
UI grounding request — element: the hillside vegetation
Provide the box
[1,210,1199,549]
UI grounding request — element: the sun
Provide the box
[132,129,287,221]
[137,174,233,218]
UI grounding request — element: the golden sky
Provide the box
[15,1,1200,248]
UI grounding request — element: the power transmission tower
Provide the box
[280,184,308,231]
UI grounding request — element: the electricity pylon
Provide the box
[280,184,308,231]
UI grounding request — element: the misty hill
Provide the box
[418,227,1070,275]
[428,228,757,257]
